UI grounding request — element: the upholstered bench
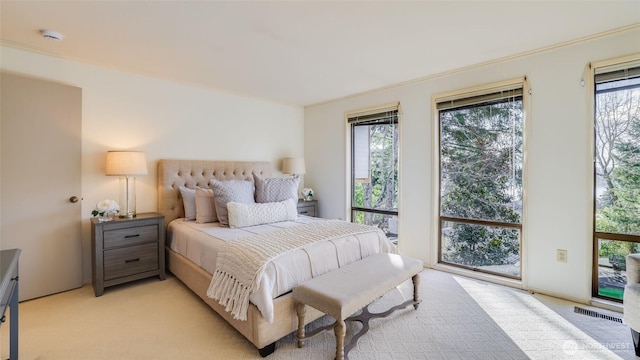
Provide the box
[293,253,423,360]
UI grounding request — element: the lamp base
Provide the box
[118,176,137,220]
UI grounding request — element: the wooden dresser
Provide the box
[297,200,318,217]
[91,212,165,296]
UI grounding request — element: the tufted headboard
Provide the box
[157,159,272,226]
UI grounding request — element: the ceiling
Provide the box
[1,1,639,106]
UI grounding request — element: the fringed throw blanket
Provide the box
[206,220,383,321]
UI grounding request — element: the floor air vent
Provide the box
[574,306,623,323]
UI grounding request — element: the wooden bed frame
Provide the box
[157,159,324,356]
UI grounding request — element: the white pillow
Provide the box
[179,186,196,220]
[254,174,299,204]
[210,179,255,226]
[227,199,298,228]
[195,187,217,223]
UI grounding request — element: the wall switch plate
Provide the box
[557,249,568,263]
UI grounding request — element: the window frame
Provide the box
[346,103,400,241]
[590,55,640,302]
[433,78,528,280]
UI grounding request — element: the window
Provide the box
[593,59,640,302]
[348,105,399,242]
[436,81,525,279]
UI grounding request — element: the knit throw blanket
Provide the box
[206,220,382,321]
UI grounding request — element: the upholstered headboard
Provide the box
[157,159,272,226]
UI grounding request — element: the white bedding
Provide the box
[167,216,398,323]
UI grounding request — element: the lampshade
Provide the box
[105,151,148,176]
[282,158,306,175]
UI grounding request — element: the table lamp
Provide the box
[282,158,306,178]
[105,151,148,218]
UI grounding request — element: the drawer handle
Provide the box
[300,211,308,214]
[124,234,140,239]
[125,258,141,263]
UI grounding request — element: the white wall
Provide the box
[304,28,640,303]
[1,45,304,284]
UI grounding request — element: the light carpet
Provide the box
[1,269,636,359]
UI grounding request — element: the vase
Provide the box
[98,213,114,222]
[304,196,313,201]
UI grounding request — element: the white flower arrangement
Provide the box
[302,188,314,201]
[91,199,120,217]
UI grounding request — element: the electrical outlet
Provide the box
[557,249,568,263]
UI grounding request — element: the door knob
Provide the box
[69,196,79,203]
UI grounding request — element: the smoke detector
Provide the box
[41,29,63,41]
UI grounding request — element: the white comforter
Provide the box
[167,216,397,323]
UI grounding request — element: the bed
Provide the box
[157,159,397,356]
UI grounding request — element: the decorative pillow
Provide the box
[210,179,255,226]
[179,186,196,220]
[227,199,298,228]
[254,174,299,204]
[195,187,217,223]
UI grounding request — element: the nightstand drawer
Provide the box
[104,224,158,249]
[104,243,158,280]
[297,203,316,217]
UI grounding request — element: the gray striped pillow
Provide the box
[210,179,255,226]
[254,174,299,204]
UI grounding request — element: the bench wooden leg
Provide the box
[334,319,346,360]
[412,274,420,310]
[295,301,306,348]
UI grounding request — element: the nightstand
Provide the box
[91,212,165,296]
[297,200,318,217]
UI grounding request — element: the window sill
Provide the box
[590,297,623,314]
[431,263,524,290]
